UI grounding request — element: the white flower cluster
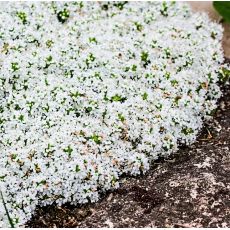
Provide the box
[0,1,228,227]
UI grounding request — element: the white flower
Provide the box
[0,1,229,227]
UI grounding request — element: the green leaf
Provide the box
[63,145,73,156]
[11,62,19,72]
[118,113,125,122]
[134,22,143,32]
[213,2,230,23]
[16,11,27,24]
[75,165,81,172]
[111,94,126,102]
[219,67,230,83]
[142,92,148,100]
[18,115,24,122]
[90,134,101,144]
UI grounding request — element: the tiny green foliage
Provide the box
[85,106,93,113]
[134,22,143,32]
[113,2,127,10]
[111,94,126,102]
[63,145,73,156]
[160,1,168,16]
[16,11,27,24]
[118,113,125,122]
[89,37,97,44]
[141,51,150,67]
[18,115,24,122]
[11,62,19,72]
[101,3,109,11]
[213,2,230,23]
[46,40,54,48]
[219,67,230,83]
[182,127,194,135]
[142,92,148,100]
[90,134,101,144]
[75,165,81,172]
[141,51,148,63]
[57,8,70,23]
[131,64,137,71]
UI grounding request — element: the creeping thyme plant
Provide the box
[0,1,229,227]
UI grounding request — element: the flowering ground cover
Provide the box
[27,78,230,227]
[0,1,229,227]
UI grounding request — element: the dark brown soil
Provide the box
[26,62,230,228]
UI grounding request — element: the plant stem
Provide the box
[0,191,14,228]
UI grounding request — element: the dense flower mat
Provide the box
[0,1,229,227]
